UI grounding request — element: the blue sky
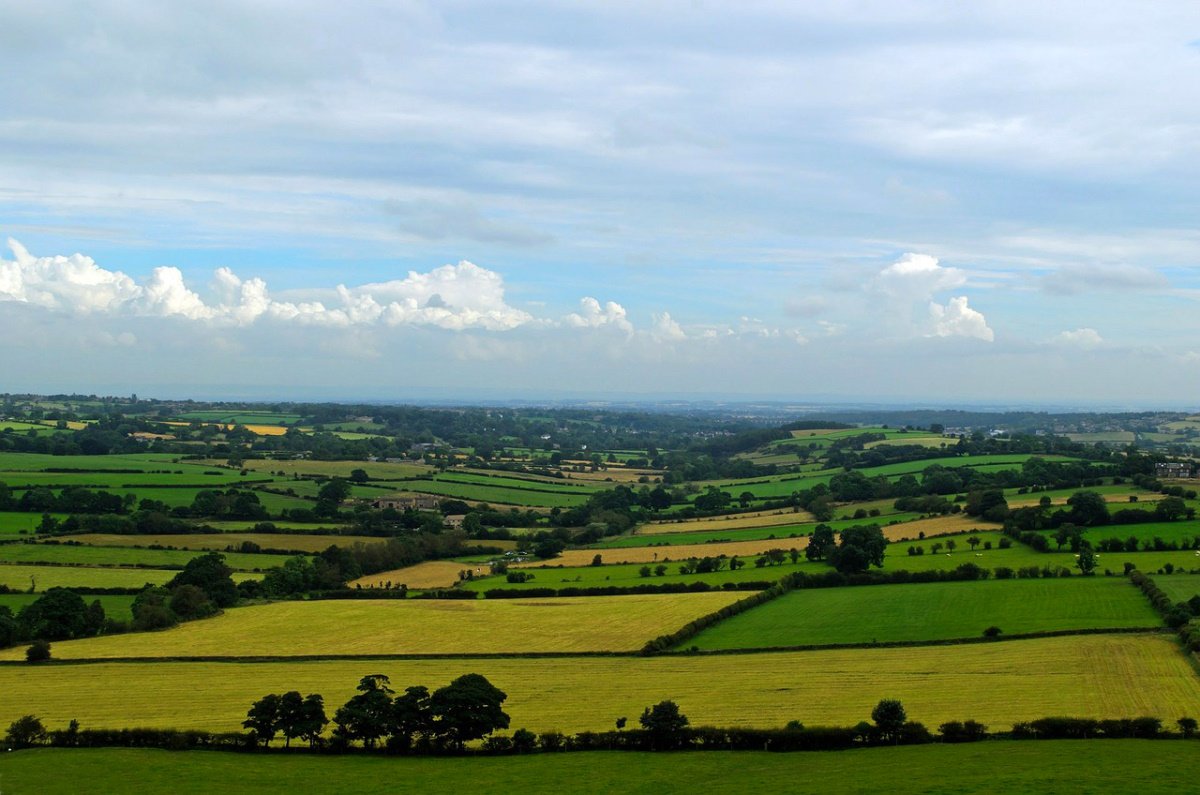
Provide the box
[2,1,1199,405]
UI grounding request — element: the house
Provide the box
[372,495,440,511]
[1156,462,1195,479]
[444,514,467,529]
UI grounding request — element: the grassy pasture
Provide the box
[637,509,817,535]
[0,470,256,489]
[687,577,1160,649]
[464,559,806,591]
[350,561,472,589]
[593,514,923,548]
[0,593,747,660]
[0,512,65,534]
[238,460,431,479]
[0,543,289,571]
[393,480,589,508]
[0,635,1193,733]
[0,564,259,591]
[434,471,604,494]
[1,743,1196,795]
[65,533,383,554]
[0,593,135,619]
[0,452,184,472]
[1084,521,1200,547]
[201,520,352,532]
[1154,573,1200,603]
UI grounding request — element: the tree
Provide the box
[17,588,95,641]
[299,694,329,748]
[131,586,177,630]
[167,552,238,608]
[275,691,308,748]
[1178,717,1197,738]
[392,686,433,751]
[1066,491,1109,527]
[945,539,957,554]
[5,715,47,748]
[243,693,282,747]
[639,700,690,749]
[333,674,395,748]
[872,699,907,744]
[26,639,51,663]
[349,468,370,483]
[1076,546,1097,576]
[168,584,215,620]
[805,524,836,561]
[967,535,981,551]
[429,673,510,750]
[829,525,888,574]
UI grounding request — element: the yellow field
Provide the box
[0,564,262,591]
[350,561,472,589]
[789,428,846,438]
[66,533,388,553]
[0,634,1193,734]
[638,508,815,535]
[1006,492,1148,509]
[0,593,746,660]
[518,538,811,567]
[555,468,662,484]
[881,516,1004,541]
[865,436,947,449]
[236,459,432,479]
[162,421,290,436]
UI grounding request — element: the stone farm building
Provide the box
[1156,462,1195,479]
[372,495,440,511]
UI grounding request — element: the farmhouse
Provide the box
[372,495,440,511]
[444,514,467,529]
[1155,462,1195,479]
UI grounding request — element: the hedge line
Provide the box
[1129,569,1200,652]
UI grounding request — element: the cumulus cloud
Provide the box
[651,311,686,341]
[0,238,532,332]
[1040,263,1169,294]
[873,253,967,298]
[1053,327,1104,348]
[564,297,634,334]
[929,296,994,342]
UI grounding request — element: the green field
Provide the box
[0,564,263,592]
[0,593,135,619]
[1,470,257,488]
[0,593,747,660]
[687,577,1161,649]
[461,558,800,591]
[2,742,1196,795]
[1154,573,1200,603]
[0,512,66,535]
[596,515,923,549]
[0,634,1193,733]
[176,411,304,424]
[1084,520,1200,548]
[0,452,183,472]
[0,543,290,571]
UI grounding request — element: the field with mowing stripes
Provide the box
[2,743,1196,795]
[687,577,1161,649]
[1154,573,1200,603]
[350,560,475,589]
[0,634,1193,733]
[0,593,746,659]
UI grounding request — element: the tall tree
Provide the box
[430,674,510,750]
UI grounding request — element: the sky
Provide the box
[2,1,1200,406]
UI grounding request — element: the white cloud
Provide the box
[1054,327,1104,348]
[874,253,967,298]
[929,296,994,342]
[564,297,634,333]
[651,311,686,341]
[0,238,532,332]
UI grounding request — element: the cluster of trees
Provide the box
[0,588,106,649]
[1129,570,1200,648]
[244,673,510,751]
[129,552,240,630]
[805,524,888,574]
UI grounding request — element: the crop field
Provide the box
[464,558,806,591]
[0,543,290,571]
[593,514,923,548]
[0,564,266,591]
[1,743,1195,795]
[1154,573,1200,603]
[0,593,747,660]
[434,471,604,494]
[350,561,474,589]
[638,509,816,535]
[864,436,949,449]
[0,593,135,619]
[687,577,1160,649]
[520,538,813,567]
[65,533,384,554]
[879,515,1004,541]
[0,634,1193,733]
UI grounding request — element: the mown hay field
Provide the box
[0,634,1193,733]
[519,538,814,567]
[66,533,385,554]
[638,509,817,535]
[350,560,473,589]
[238,459,432,479]
[0,564,262,591]
[880,515,1004,541]
[1,743,1196,795]
[688,577,1160,649]
[0,593,746,660]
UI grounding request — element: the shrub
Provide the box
[26,640,51,663]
